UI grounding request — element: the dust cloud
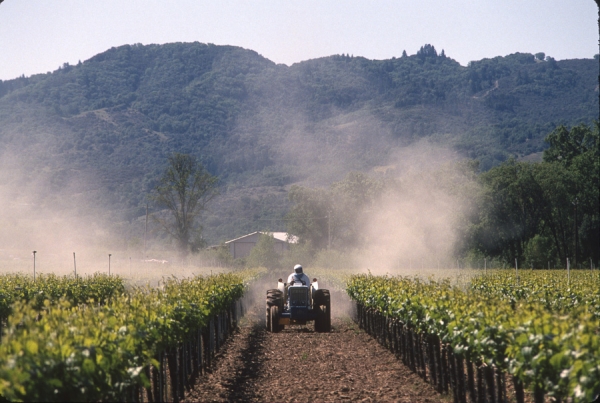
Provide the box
[1,95,476,286]
[355,139,477,276]
[0,150,149,278]
[235,105,478,277]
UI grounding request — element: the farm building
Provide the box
[225,231,298,259]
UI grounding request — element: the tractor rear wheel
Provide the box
[312,289,325,306]
[266,289,283,331]
[314,289,331,333]
[267,289,283,306]
[322,295,331,332]
[266,304,271,331]
[270,305,282,333]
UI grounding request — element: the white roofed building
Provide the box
[224,231,298,259]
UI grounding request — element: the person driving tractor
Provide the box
[287,264,310,286]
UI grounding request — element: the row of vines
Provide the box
[347,270,600,403]
[0,268,264,402]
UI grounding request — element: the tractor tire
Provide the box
[312,289,326,306]
[270,305,282,333]
[314,289,331,333]
[266,289,283,306]
[322,295,331,332]
[314,306,323,332]
[266,304,271,331]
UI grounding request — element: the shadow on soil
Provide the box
[224,323,268,402]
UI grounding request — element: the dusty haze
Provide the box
[355,139,477,275]
[1,100,478,282]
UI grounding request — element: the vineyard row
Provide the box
[0,269,264,402]
[346,271,600,403]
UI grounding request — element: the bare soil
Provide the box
[183,287,449,403]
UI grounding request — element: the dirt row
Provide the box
[183,287,448,403]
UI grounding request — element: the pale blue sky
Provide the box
[0,0,597,81]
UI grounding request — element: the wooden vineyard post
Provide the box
[419,333,427,380]
[466,359,476,403]
[513,375,525,403]
[495,367,506,403]
[210,317,215,362]
[392,320,399,357]
[533,385,545,403]
[448,349,458,403]
[402,325,409,367]
[477,364,485,403]
[455,354,466,403]
[484,365,496,403]
[158,351,165,402]
[441,344,450,394]
[205,325,211,370]
[151,357,160,403]
[434,337,445,393]
[200,328,206,375]
[178,345,185,398]
[167,348,178,402]
[143,366,153,402]
[427,335,437,388]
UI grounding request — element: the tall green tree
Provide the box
[532,161,577,263]
[469,123,599,267]
[473,160,547,262]
[543,124,598,166]
[152,153,218,255]
[542,123,599,266]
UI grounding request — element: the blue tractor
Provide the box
[266,277,331,333]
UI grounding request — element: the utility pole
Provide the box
[327,211,331,249]
[144,203,149,258]
[73,252,77,278]
[32,251,37,282]
[573,198,579,268]
[108,254,112,276]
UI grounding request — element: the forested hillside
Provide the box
[0,42,597,246]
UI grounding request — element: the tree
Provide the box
[152,153,218,255]
[246,233,281,269]
[417,44,438,60]
[541,123,599,265]
[543,123,598,167]
[467,123,599,267]
[285,172,384,250]
[473,160,547,262]
[285,185,330,250]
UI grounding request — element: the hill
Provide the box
[0,43,597,246]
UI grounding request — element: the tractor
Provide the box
[266,277,331,333]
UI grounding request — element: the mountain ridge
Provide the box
[0,42,597,244]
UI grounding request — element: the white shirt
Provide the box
[287,272,310,286]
